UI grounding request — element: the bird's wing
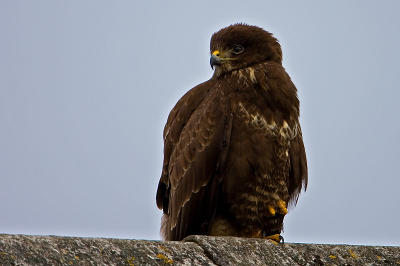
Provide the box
[156,80,232,240]
[257,62,308,207]
[156,81,211,211]
[287,124,308,206]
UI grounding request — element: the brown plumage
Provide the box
[156,23,307,241]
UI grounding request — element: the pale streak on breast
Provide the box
[237,102,277,133]
[255,186,280,200]
[234,69,247,81]
[279,121,289,138]
[239,193,260,203]
[247,67,257,84]
[279,120,300,140]
[233,67,257,84]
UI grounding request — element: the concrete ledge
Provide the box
[0,234,399,265]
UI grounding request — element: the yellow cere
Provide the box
[212,50,220,56]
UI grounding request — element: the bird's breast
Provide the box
[220,98,295,229]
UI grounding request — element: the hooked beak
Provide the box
[210,50,221,69]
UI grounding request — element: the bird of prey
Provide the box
[156,23,307,242]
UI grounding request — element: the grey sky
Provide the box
[1,1,399,246]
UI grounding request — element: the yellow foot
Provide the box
[267,206,276,216]
[267,200,288,216]
[277,200,288,214]
[249,231,284,244]
[263,234,282,245]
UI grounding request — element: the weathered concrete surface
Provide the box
[185,235,400,265]
[0,234,213,265]
[1,234,399,265]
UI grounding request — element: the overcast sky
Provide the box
[1,1,399,246]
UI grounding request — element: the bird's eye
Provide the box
[232,44,244,54]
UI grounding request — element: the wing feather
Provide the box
[156,80,231,240]
[288,125,308,206]
[156,81,212,210]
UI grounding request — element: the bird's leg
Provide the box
[250,229,263,238]
[250,230,283,244]
[261,199,287,244]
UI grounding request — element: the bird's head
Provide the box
[210,23,282,77]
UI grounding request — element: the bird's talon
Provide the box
[263,233,282,244]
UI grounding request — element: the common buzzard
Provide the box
[156,24,307,242]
